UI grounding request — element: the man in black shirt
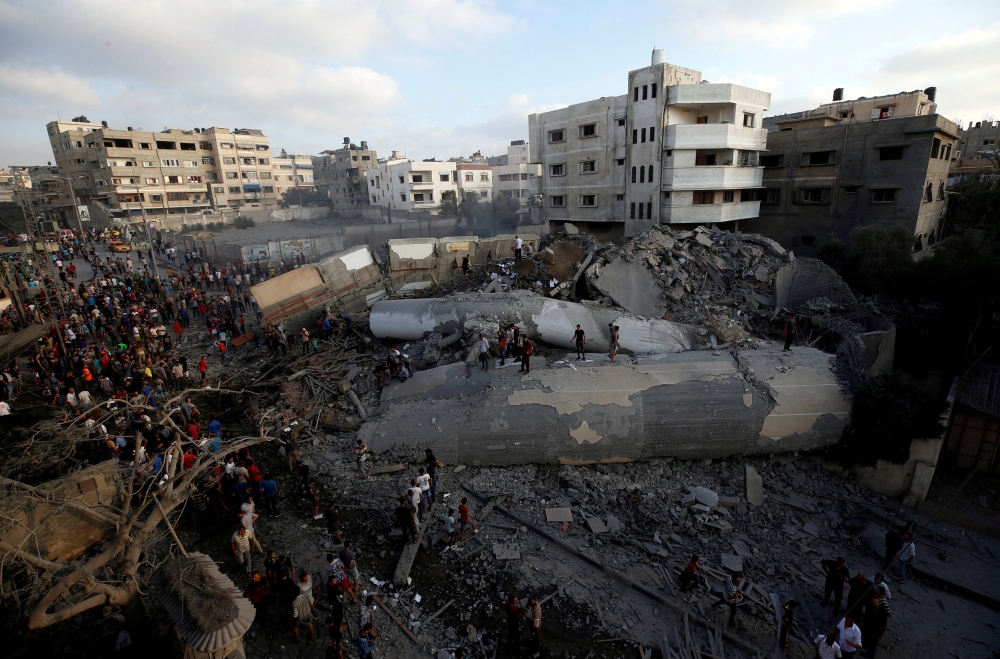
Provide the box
[846,573,871,618]
[424,449,440,509]
[861,596,890,657]
[783,313,797,351]
[392,496,415,545]
[821,556,850,614]
[572,324,586,360]
[883,527,904,568]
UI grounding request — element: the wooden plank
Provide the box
[372,594,420,645]
[424,598,454,623]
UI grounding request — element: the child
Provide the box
[443,508,456,546]
[307,479,322,520]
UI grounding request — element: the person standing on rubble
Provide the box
[883,527,904,569]
[715,573,743,625]
[520,337,533,374]
[504,594,523,651]
[461,254,471,277]
[478,333,490,370]
[821,557,851,614]
[895,532,915,584]
[572,324,587,360]
[608,325,620,362]
[513,235,523,262]
[783,313,798,352]
[352,439,369,478]
[527,597,542,649]
[778,600,797,649]
[497,330,507,366]
[678,555,706,593]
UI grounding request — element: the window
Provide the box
[638,203,644,219]
[139,142,151,149]
[617,158,625,166]
[145,178,158,184]
[228,186,241,194]
[797,188,830,203]
[872,189,896,203]
[550,164,565,176]
[398,175,404,183]
[412,174,423,183]
[400,193,407,201]
[156,141,176,150]
[241,157,256,166]
[651,83,657,98]
[642,85,648,100]
[549,129,565,143]
[220,142,233,149]
[665,150,672,157]
[630,202,636,218]
[112,178,122,184]
[633,129,638,144]
[182,160,198,168]
[142,161,156,167]
[743,113,755,128]
[764,188,780,204]
[256,144,269,151]
[984,138,997,146]
[440,173,449,182]
[661,191,670,201]
[800,236,816,246]
[202,156,215,165]
[199,141,212,150]
[160,158,180,167]
[842,186,858,194]
[465,173,473,181]
[580,123,597,138]
[205,172,217,181]
[760,154,784,168]
[362,155,371,161]
[188,175,202,183]
[804,151,834,165]
[640,166,645,183]
[938,181,945,200]
[696,116,708,124]
[481,173,489,181]
[633,87,639,102]
[520,173,529,180]
[923,182,933,202]
[213,186,225,193]
[150,194,163,202]
[550,195,565,207]
[617,119,626,127]
[480,190,488,198]
[263,186,274,193]
[632,166,637,183]
[872,106,893,119]
[617,194,625,201]
[352,156,358,161]
[931,137,941,159]
[649,126,655,141]
[258,158,269,165]
[648,165,653,181]
[165,175,181,184]
[641,128,646,143]
[180,142,196,151]
[580,160,596,173]
[695,154,717,166]
[221,157,236,165]
[413,193,425,202]
[693,191,714,204]
[737,150,759,167]
[225,171,238,179]
[722,191,735,202]
[878,146,904,161]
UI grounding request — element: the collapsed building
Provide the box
[251,225,894,464]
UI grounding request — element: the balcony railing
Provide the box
[660,200,760,224]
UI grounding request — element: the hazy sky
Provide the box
[2,0,998,166]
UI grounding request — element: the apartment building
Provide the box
[744,89,958,256]
[271,152,315,204]
[492,141,540,207]
[948,119,1000,186]
[528,51,770,236]
[197,127,280,209]
[312,138,377,211]
[0,169,30,203]
[364,153,496,214]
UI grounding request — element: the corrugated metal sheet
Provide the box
[958,362,1000,418]
[151,552,255,652]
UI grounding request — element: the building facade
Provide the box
[313,138,378,211]
[364,154,495,215]
[528,53,770,236]
[745,90,958,256]
[948,119,1000,186]
[271,152,315,204]
[492,141,540,208]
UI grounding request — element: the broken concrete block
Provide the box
[745,466,764,506]
[681,492,697,505]
[541,247,556,264]
[586,517,608,534]
[718,496,742,508]
[690,503,712,514]
[563,222,580,235]
[493,544,520,560]
[545,508,573,523]
[606,514,622,534]
[801,521,822,539]
[720,554,744,573]
[690,486,719,509]
[337,380,352,394]
[695,233,713,247]
[705,519,734,535]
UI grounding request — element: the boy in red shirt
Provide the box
[458,497,478,541]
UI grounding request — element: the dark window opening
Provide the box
[646,202,652,218]
[580,123,597,138]
[549,129,564,143]
[693,191,714,204]
[722,191,735,202]
[617,118,626,127]
[695,154,717,166]
[647,165,653,182]
[634,87,639,102]
[632,129,638,144]
[842,186,858,193]
[617,159,625,166]
[112,139,132,148]
[805,151,833,165]
[639,167,645,183]
[872,189,896,203]
[641,128,646,143]
[649,126,655,141]
[878,146,904,161]
[630,202,636,219]
[638,203,644,219]
[156,141,176,150]
[642,85,648,100]
[631,166,637,183]
[651,83,657,98]
[798,188,829,203]
[760,154,784,167]
[931,137,941,159]
[180,143,196,151]
[800,236,815,246]
[764,189,780,204]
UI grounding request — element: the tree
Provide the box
[438,190,460,217]
[823,224,917,297]
[234,215,256,230]
[279,188,325,207]
[0,389,273,629]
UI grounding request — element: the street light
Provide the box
[115,184,160,277]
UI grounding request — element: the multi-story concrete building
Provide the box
[744,89,958,256]
[948,119,1000,186]
[312,138,377,211]
[197,127,279,210]
[365,153,494,215]
[528,52,770,236]
[491,141,540,207]
[0,169,31,203]
[270,151,315,204]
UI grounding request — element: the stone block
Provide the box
[720,554,743,573]
[745,466,764,506]
[718,495,742,508]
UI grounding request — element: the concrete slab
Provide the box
[591,257,666,319]
[545,508,574,522]
[745,466,764,506]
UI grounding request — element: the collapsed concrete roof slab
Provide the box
[590,256,666,318]
[369,290,698,354]
[360,346,850,465]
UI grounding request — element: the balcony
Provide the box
[666,124,767,151]
[663,165,763,190]
[410,181,434,189]
[661,200,760,225]
[667,83,771,108]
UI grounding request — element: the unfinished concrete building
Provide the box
[528,50,770,237]
[745,89,958,256]
[311,138,377,211]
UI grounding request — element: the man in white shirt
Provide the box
[513,235,523,262]
[0,400,10,416]
[416,467,432,514]
[813,632,842,659]
[895,533,915,583]
[478,333,489,371]
[836,616,862,658]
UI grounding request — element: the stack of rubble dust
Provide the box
[585,225,790,346]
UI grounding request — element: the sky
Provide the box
[1,0,998,166]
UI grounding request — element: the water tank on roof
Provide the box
[343,137,351,144]
[924,86,937,102]
[651,48,665,66]
[833,88,844,102]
